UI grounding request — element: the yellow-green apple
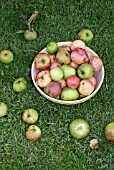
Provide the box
[0,50,14,63]
[89,56,103,72]
[35,53,51,70]
[35,70,52,88]
[60,87,79,101]
[46,41,58,54]
[58,45,70,53]
[70,40,86,51]
[77,63,93,79]
[22,108,38,124]
[58,78,66,88]
[71,48,89,65]
[66,76,81,89]
[78,79,94,96]
[61,65,76,80]
[78,29,93,43]
[69,118,90,139]
[46,81,62,98]
[56,50,71,65]
[26,125,41,141]
[105,122,114,142]
[50,67,63,81]
[13,77,28,92]
[24,30,37,41]
[0,102,8,117]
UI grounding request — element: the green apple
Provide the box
[0,102,8,117]
[50,67,63,81]
[77,63,93,79]
[22,108,38,124]
[13,77,28,92]
[61,65,76,79]
[78,29,93,43]
[60,87,79,101]
[105,122,114,142]
[69,119,90,139]
[24,30,37,41]
[26,125,41,141]
[46,42,58,54]
[0,50,14,63]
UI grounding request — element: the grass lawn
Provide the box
[0,0,114,169]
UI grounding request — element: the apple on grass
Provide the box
[46,42,58,54]
[105,122,114,142]
[77,63,93,79]
[61,65,76,80]
[22,108,38,124]
[0,50,14,63]
[78,29,94,43]
[35,53,51,70]
[26,125,41,141]
[24,30,37,41]
[60,87,79,101]
[0,102,8,117]
[69,119,90,139]
[35,70,52,88]
[50,67,63,81]
[13,77,28,92]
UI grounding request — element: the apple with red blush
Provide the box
[48,54,56,63]
[70,40,86,51]
[50,61,61,70]
[89,56,103,72]
[88,76,97,88]
[66,76,80,89]
[69,61,79,69]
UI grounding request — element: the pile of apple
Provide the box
[34,40,103,101]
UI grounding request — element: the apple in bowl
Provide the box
[31,41,104,105]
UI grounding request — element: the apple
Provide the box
[46,41,58,54]
[0,50,14,63]
[77,63,93,79]
[66,76,81,89]
[46,81,62,98]
[56,50,71,65]
[13,77,28,92]
[24,30,37,41]
[34,53,51,70]
[26,125,41,141]
[58,78,66,88]
[48,54,56,63]
[85,49,94,59]
[78,29,94,43]
[78,79,94,96]
[69,61,79,69]
[88,76,97,88]
[61,65,76,80]
[69,119,90,139]
[90,139,98,149]
[89,56,103,72]
[60,87,79,101]
[0,102,8,117]
[105,122,114,142]
[58,45,70,53]
[50,67,63,81]
[22,108,38,124]
[50,61,61,70]
[71,48,89,65]
[70,40,86,51]
[35,70,52,88]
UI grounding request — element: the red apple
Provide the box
[34,53,51,70]
[70,40,86,51]
[46,81,62,98]
[69,61,79,69]
[89,56,103,72]
[71,48,89,65]
[66,76,81,89]
[48,54,56,63]
[88,76,97,88]
[35,70,52,88]
[50,61,61,70]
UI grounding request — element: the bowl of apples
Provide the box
[31,40,104,105]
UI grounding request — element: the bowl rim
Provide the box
[31,41,104,105]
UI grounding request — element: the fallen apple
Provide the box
[0,102,8,117]
[0,50,14,63]
[22,108,38,124]
[105,122,114,142]
[13,77,28,92]
[78,29,94,43]
[69,118,90,139]
[24,30,37,41]
[26,125,41,141]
